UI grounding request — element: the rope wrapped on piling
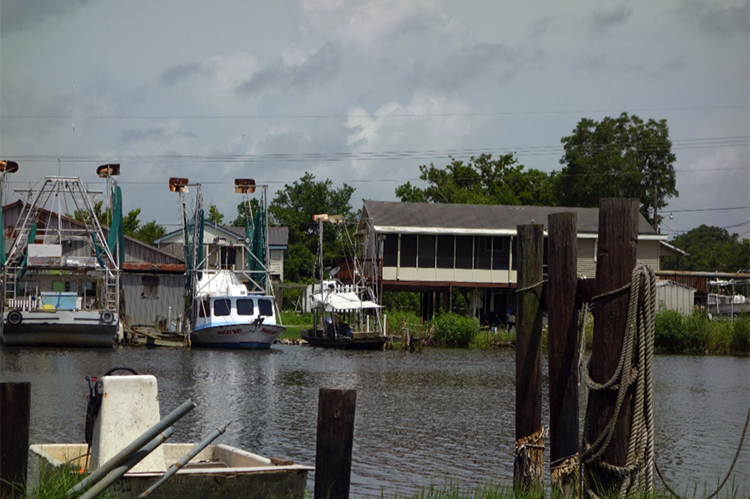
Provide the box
[580,264,656,499]
[514,426,548,491]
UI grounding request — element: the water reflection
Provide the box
[0,344,747,497]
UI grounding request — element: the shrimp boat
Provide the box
[171,178,285,348]
[301,214,386,350]
[0,162,123,347]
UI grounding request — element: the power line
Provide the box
[669,206,750,213]
[1,104,747,120]
[5,136,749,164]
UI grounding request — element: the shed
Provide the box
[656,280,696,316]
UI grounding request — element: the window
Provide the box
[237,298,254,315]
[437,235,454,268]
[219,247,236,270]
[198,299,210,318]
[213,299,231,316]
[382,235,398,267]
[475,236,491,269]
[492,237,509,269]
[418,235,436,268]
[258,299,274,317]
[455,236,473,269]
[141,276,159,299]
[400,235,417,267]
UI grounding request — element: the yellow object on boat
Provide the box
[40,303,56,312]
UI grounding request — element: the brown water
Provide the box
[0,345,747,498]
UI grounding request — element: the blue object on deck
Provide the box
[41,292,77,311]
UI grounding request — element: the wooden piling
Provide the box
[0,382,31,499]
[315,388,357,499]
[514,224,545,494]
[547,212,579,498]
[584,198,639,494]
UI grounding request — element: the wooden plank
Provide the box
[514,224,544,492]
[548,212,579,497]
[315,388,357,499]
[585,198,639,493]
[1,382,31,499]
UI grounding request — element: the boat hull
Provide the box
[0,310,118,347]
[190,323,285,349]
[301,329,386,350]
[30,443,312,499]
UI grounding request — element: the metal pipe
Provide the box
[137,421,232,498]
[76,428,174,499]
[67,399,196,498]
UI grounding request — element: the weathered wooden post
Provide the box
[583,198,639,494]
[0,382,31,499]
[315,388,357,499]
[514,224,545,494]
[547,212,579,498]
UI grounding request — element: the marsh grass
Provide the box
[654,309,749,354]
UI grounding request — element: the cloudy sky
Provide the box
[1,0,748,238]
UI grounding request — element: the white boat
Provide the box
[301,214,386,349]
[30,443,311,499]
[0,163,122,347]
[30,371,312,499]
[170,177,285,349]
[189,270,284,348]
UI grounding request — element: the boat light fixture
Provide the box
[0,160,19,173]
[96,164,120,177]
[169,177,189,193]
[234,178,256,194]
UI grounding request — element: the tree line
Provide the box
[83,113,747,280]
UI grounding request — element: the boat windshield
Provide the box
[213,299,231,316]
[258,298,274,317]
[237,299,254,315]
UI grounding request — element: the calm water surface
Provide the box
[0,345,747,498]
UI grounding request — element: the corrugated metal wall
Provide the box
[121,274,185,327]
[656,282,695,315]
[577,239,597,278]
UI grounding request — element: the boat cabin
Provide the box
[195,296,277,326]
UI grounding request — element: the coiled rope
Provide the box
[580,263,656,499]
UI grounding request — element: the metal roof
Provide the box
[361,200,660,236]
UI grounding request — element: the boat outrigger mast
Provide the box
[169,177,276,337]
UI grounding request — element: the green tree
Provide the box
[557,113,678,226]
[123,208,141,237]
[133,221,167,246]
[662,225,749,272]
[395,153,557,206]
[206,204,224,226]
[69,203,166,246]
[269,172,356,282]
[231,198,261,226]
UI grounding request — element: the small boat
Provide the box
[301,214,386,350]
[0,163,123,347]
[30,443,311,499]
[170,177,285,349]
[29,370,312,499]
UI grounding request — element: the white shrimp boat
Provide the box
[170,177,285,349]
[0,163,123,347]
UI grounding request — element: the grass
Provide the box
[7,461,117,499]
[279,326,304,341]
[351,480,748,499]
